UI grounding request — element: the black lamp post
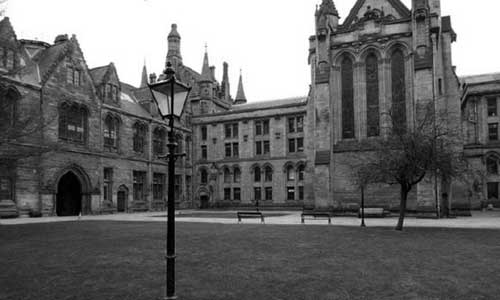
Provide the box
[360,184,366,227]
[149,62,191,300]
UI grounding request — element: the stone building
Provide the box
[0,20,194,216]
[461,73,500,209]
[307,0,462,212]
[1,0,498,217]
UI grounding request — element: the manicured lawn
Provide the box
[1,222,500,300]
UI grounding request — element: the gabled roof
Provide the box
[342,0,411,27]
[0,17,18,44]
[89,63,120,86]
[36,40,72,84]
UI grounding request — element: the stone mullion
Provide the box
[332,65,342,144]
[355,62,366,139]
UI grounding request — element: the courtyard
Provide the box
[1,214,500,300]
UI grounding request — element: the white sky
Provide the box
[4,0,499,102]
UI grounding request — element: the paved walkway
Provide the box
[2,210,500,229]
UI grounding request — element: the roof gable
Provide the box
[0,17,18,46]
[343,0,411,27]
[90,63,120,86]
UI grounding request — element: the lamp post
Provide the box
[360,184,366,227]
[149,62,191,300]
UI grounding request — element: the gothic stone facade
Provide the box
[0,0,496,216]
[308,0,462,211]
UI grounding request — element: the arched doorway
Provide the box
[56,172,82,216]
[117,185,128,213]
[197,187,210,209]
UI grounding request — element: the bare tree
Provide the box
[353,103,466,231]
[0,86,59,160]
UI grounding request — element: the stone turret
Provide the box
[166,24,182,70]
[315,0,339,37]
[234,70,247,105]
[199,48,214,99]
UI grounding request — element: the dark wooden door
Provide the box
[200,196,209,209]
[117,191,126,212]
[56,172,82,216]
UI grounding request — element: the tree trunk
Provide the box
[396,185,409,231]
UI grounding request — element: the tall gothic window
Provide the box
[341,56,355,139]
[233,167,241,183]
[391,49,406,133]
[254,166,261,182]
[59,103,88,144]
[0,87,17,129]
[104,114,119,150]
[153,127,166,156]
[200,169,208,185]
[133,122,147,154]
[366,53,380,137]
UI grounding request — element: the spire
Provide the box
[140,60,148,87]
[316,0,339,17]
[200,45,212,82]
[234,69,247,105]
[166,24,182,69]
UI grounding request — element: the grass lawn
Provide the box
[1,222,500,300]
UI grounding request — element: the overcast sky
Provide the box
[4,0,498,102]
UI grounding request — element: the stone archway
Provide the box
[196,187,211,209]
[56,172,82,216]
[53,164,92,216]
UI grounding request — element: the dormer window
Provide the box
[0,48,16,70]
[67,65,82,86]
[105,83,119,102]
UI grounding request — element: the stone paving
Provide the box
[1,210,500,229]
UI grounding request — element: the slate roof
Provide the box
[460,73,500,86]
[89,65,109,85]
[37,42,71,83]
[230,96,307,112]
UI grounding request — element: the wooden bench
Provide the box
[237,211,265,223]
[301,211,333,224]
[358,207,386,218]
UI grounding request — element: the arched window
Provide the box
[104,115,119,149]
[185,136,191,161]
[233,167,241,183]
[223,168,231,184]
[342,56,355,139]
[366,53,380,137]
[0,86,17,128]
[175,134,183,154]
[254,166,261,182]
[391,49,406,132]
[133,122,147,153]
[264,166,273,182]
[153,127,166,156]
[487,157,499,175]
[200,169,208,185]
[286,165,295,181]
[59,103,88,143]
[298,165,305,181]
